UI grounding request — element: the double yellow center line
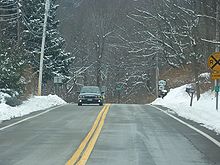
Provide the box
[66,104,111,165]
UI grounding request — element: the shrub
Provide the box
[5,97,23,107]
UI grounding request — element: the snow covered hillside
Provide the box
[152,85,220,134]
[0,94,66,122]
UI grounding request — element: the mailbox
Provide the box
[185,84,195,106]
[185,84,195,94]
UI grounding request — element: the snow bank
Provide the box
[152,85,220,133]
[0,95,66,122]
[0,92,10,103]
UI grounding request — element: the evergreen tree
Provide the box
[0,0,72,94]
[0,0,24,92]
[21,0,73,84]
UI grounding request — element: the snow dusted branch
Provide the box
[130,13,153,21]
[173,4,195,15]
[201,38,220,44]
[197,14,216,20]
[115,32,136,49]
[66,61,97,84]
[128,48,148,54]
[135,8,159,21]
[103,30,115,38]
[107,43,130,49]
[127,15,148,29]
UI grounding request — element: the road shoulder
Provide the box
[150,104,220,144]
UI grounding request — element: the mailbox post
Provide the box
[158,80,168,98]
[116,83,123,104]
[186,85,195,107]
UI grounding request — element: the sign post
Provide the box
[54,76,62,96]
[208,52,220,110]
[116,83,123,104]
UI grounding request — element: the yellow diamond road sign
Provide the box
[208,52,220,71]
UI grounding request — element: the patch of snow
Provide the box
[0,95,66,122]
[152,84,220,134]
[0,92,11,103]
[199,72,210,79]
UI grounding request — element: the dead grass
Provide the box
[160,64,212,93]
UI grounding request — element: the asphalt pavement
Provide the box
[0,104,102,165]
[1,104,220,165]
[87,104,220,165]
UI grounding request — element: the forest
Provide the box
[0,0,218,103]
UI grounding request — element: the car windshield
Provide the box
[80,86,101,94]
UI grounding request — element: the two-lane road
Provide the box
[0,104,220,165]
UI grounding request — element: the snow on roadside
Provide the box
[0,92,10,103]
[152,84,220,134]
[0,95,66,122]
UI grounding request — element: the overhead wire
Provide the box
[0,7,17,11]
[0,0,43,38]
[0,1,19,21]
[0,15,19,22]
[0,12,19,17]
[0,1,45,40]
[0,1,17,8]
[21,14,42,37]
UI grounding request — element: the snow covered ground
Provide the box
[0,94,66,122]
[152,84,220,134]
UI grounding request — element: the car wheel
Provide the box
[99,103,103,106]
[78,103,82,106]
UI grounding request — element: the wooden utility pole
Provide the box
[156,53,159,98]
[38,0,50,96]
[17,1,20,47]
[152,0,160,98]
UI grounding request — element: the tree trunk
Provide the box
[192,56,200,100]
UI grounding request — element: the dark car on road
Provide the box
[78,86,104,106]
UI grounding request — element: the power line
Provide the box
[0,15,19,22]
[0,12,19,17]
[0,8,17,11]
[22,15,42,37]
[0,1,19,20]
[0,1,17,8]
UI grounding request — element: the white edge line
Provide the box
[150,104,220,148]
[0,104,66,131]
